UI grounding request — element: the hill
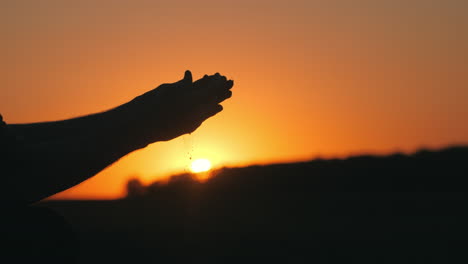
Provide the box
[45,146,468,263]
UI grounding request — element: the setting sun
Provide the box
[190,159,212,173]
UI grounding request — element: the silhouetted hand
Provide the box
[121,70,233,146]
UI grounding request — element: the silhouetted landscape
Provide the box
[43,146,468,263]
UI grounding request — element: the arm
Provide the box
[4,71,233,204]
[8,108,122,145]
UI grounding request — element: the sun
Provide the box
[190,158,212,173]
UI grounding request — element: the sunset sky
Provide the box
[2,0,467,199]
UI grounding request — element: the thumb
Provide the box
[172,70,193,88]
[181,70,193,85]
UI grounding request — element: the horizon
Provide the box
[2,0,468,199]
[49,143,468,201]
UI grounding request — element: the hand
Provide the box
[121,70,233,146]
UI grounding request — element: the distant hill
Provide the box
[137,145,468,194]
[46,146,468,264]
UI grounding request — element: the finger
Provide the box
[205,82,233,103]
[192,83,232,105]
[199,104,223,120]
[191,73,233,105]
[214,89,232,104]
[226,80,234,89]
[210,74,232,91]
[195,73,226,84]
[193,74,212,91]
[194,74,231,91]
[213,72,227,82]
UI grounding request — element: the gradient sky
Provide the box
[2,0,467,199]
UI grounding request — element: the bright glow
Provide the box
[190,159,212,173]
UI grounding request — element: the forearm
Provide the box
[4,102,150,203]
[4,99,164,204]
[10,128,140,204]
[8,105,126,144]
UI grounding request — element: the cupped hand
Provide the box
[122,70,233,146]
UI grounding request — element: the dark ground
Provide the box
[43,146,468,263]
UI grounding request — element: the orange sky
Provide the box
[2,0,468,199]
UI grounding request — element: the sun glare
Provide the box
[190,159,212,173]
